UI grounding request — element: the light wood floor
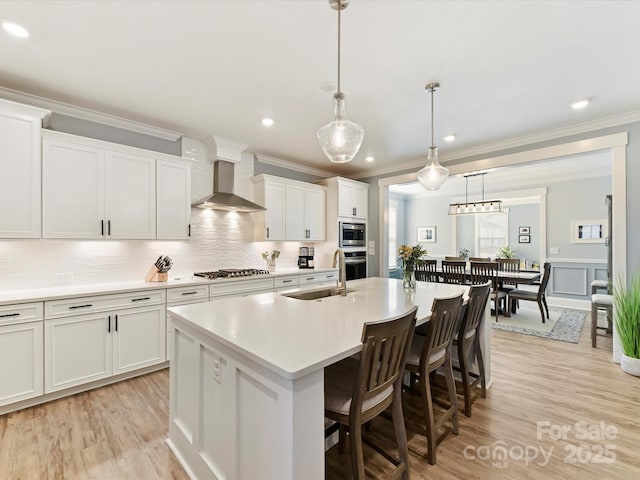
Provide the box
[1,317,639,479]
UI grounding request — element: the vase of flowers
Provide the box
[398,244,427,289]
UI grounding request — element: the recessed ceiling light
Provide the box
[365,156,374,162]
[261,118,274,127]
[571,99,589,110]
[2,21,29,38]
[443,134,456,142]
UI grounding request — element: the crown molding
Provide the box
[355,109,640,180]
[0,86,182,141]
[254,153,336,178]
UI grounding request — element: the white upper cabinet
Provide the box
[42,136,106,238]
[0,100,50,238]
[318,176,369,221]
[156,158,192,240]
[105,150,156,239]
[252,175,326,242]
[42,130,190,240]
[252,176,286,241]
[337,181,368,220]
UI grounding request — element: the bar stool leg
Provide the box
[591,301,597,348]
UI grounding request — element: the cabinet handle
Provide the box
[181,291,198,296]
[306,277,315,281]
[0,312,20,318]
[107,220,111,236]
[327,275,334,278]
[266,227,270,239]
[115,314,118,332]
[188,224,191,237]
[101,219,104,236]
[69,304,93,310]
[282,279,293,284]
[353,207,356,216]
[131,297,151,302]
[108,315,111,333]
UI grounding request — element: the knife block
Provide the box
[145,266,168,282]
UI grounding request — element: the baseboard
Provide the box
[546,296,590,311]
[166,438,198,480]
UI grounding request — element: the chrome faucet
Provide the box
[332,248,347,296]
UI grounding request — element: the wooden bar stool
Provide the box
[324,306,417,480]
[591,293,613,347]
[404,293,463,464]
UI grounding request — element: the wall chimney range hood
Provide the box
[191,137,266,213]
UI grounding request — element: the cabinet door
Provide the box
[0,321,43,407]
[305,189,326,241]
[337,182,353,217]
[352,185,368,219]
[285,184,305,240]
[157,159,191,240]
[45,313,112,393]
[113,305,166,375]
[42,138,106,239]
[0,112,42,238]
[106,151,156,239]
[264,181,286,240]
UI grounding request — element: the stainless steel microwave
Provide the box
[339,222,366,247]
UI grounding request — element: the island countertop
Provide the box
[168,277,468,380]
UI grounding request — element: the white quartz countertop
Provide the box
[168,277,468,380]
[0,267,337,305]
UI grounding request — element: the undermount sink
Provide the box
[281,287,356,301]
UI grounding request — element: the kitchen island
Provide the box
[167,277,484,480]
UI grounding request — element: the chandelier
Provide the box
[448,173,503,215]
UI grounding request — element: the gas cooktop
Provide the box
[194,269,270,280]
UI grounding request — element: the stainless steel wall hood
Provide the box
[192,160,266,212]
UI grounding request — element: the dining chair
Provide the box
[404,293,463,465]
[496,258,521,312]
[470,261,506,322]
[453,283,491,417]
[506,262,551,323]
[324,306,417,480]
[442,260,467,285]
[415,259,439,282]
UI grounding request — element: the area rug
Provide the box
[491,304,586,343]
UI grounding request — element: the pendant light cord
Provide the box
[430,87,435,148]
[337,4,341,94]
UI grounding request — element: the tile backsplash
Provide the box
[0,208,334,290]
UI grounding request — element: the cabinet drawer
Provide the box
[0,302,44,326]
[210,278,274,297]
[299,271,338,285]
[167,284,209,305]
[274,275,299,290]
[45,289,166,318]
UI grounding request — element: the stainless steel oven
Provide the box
[339,222,366,248]
[344,251,367,280]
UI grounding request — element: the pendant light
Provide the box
[448,173,503,215]
[417,82,449,190]
[317,0,364,164]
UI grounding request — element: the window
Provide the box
[475,209,509,258]
[388,198,398,268]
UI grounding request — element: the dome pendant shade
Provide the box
[417,146,449,190]
[317,92,364,163]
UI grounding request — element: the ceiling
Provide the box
[1,1,638,177]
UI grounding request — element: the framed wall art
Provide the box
[519,235,531,244]
[519,226,530,235]
[417,226,437,243]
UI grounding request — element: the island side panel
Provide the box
[168,316,325,480]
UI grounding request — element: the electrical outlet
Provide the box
[54,272,74,283]
[213,359,221,383]
[550,247,559,255]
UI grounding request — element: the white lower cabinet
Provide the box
[45,312,112,392]
[298,271,339,287]
[44,291,166,394]
[0,311,44,407]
